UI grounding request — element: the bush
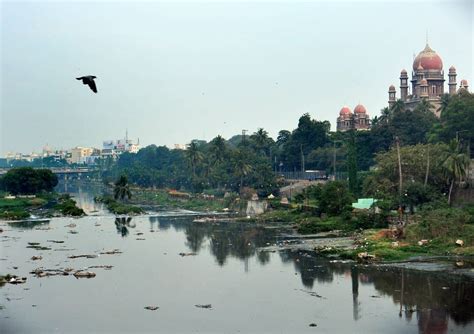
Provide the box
[55,198,85,217]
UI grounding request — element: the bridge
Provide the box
[0,167,100,180]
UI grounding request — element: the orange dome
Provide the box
[413,44,443,71]
[339,106,352,116]
[460,79,468,86]
[354,104,367,114]
[420,78,428,85]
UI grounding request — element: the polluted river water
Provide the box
[1,189,474,333]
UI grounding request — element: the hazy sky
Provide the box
[1,0,472,155]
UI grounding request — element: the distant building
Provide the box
[70,147,94,164]
[336,104,371,132]
[174,144,187,150]
[388,43,470,116]
[101,132,140,159]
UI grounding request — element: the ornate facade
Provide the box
[388,43,470,117]
[336,104,370,132]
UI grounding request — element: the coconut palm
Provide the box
[208,135,227,165]
[390,99,405,115]
[233,149,252,194]
[442,139,470,205]
[378,107,391,125]
[415,98,434,113]
[114,175,132,201]
[250,128,272,157]
[185,141,204,177]
[440,93,451,115]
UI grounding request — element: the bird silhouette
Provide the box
[76,75,97,93]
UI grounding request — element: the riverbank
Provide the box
[245,204,474,261]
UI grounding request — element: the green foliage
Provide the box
[114,175,132,201]
[55,196,85,216]
[95,195,144,215]
[277,113,330,171]
[0,208,30,220]
[319,181,354,215]
[0,167,58,195]
[297,217,345,234]
[363,143,450,201]
[430,91,474,154]
[404,208,474,245]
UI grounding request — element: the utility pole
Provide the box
[242,129,248,144]
[300,144,305,173]
[395,136,403,221]
[333,141,336,180]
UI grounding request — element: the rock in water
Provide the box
[73,271,96,278]
[195,304,212,309]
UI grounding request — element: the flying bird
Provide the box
[76,75,97,93]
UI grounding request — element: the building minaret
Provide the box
[420,79,429,98]
[448,66,457,95]
[400,69,408,101]
[388,85,396,108]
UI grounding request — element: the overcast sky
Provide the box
[1,0,472,155]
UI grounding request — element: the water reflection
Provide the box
[115,217,135,237]
[149,217,474,332]
[150,216,286,267]
[365,266,474,333]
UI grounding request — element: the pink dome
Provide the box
[354,104,367,114]
[413,44,443,71]
[339,106,352,116]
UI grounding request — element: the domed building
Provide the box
[388,43,470,117]
[336,104,370,132]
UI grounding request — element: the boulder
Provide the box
[73,271,96,278]
[417,239,429,246]
[455,239,464,247]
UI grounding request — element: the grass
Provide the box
[131,189,228,212]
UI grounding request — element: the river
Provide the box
[1,184,473,333]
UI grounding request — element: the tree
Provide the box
[319,181,353,215]
[250,128,274,157]
[208,135,227,165]
[114,175,132,201]
[185,141,204,177]
[441,139,470,205]
[0,167,58,195]
[232,149,252,194]
[362,143,449,202]
[431,90,474,155]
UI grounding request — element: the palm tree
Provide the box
[378,107,391,125]
[233,150,252,194]
[208,135,227,165]
[440,93,451,115]
[415,98,434,113]
[114,175,132,201]
[390,99,405,115]
[442,139,470,205]
[185,141,204,177]
[250,128,272,157]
